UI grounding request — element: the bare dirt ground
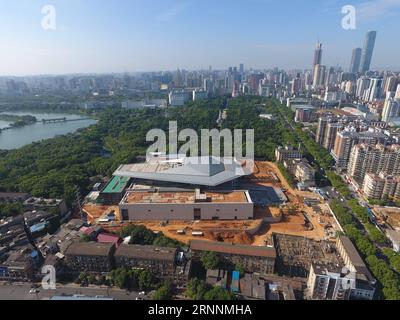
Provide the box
[372,206,400,229]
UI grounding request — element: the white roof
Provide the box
[114,156,253,187]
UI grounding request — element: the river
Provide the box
[0,111,97,150]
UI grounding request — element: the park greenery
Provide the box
[109,267,156,291]
[0,201,23,218]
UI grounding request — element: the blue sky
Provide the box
[0,0,399,75]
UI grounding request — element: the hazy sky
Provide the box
[0,0,399,75]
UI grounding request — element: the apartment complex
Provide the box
[64,242,116,273]
[347,144,400,185]
[362,172,400,201]
[332,130,389,169]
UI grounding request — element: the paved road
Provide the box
[0,282,143,300]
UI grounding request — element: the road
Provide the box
[0,282,144,300]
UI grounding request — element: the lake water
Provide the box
[0,111,97,150]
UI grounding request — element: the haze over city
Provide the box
[0,0,400,75]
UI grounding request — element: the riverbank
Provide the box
[0,111,97,150]
[0,114,37,131]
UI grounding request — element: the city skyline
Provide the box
[0,0,399,76]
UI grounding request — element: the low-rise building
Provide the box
[275,146,302,162]
[0,192,30,202]
[120,189,254,221]
[24,197,68,217]
[295,162,316,189]
[100,176,131,205]
[114,244,177,276]
[0,249,34,281]
[336,236,376,300]
[64,242,115,273]
[307,263,356,300]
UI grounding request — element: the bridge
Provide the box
[41,117,91,124]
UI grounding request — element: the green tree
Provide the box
[204,287,236,300]
[138,269,155,291]
[186,278,209,300]
[200,252,221,270]
[153,282,173,300]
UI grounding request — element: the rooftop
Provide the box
[102,176,130,194]
[114,244,177,261]
[114,156,253,187]
[65,242,114,257]
[121,190,249,204]
[338,236,375,283]
[190,240,276,259]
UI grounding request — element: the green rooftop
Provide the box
[102,176,130,194]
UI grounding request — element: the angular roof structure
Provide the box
[113,156,253,187]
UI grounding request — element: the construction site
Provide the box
[82,161,341,246]
[272,233,344,278]
[372,206,400,230]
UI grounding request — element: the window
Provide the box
[194,208,201,220]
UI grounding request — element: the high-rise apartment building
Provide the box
[396,84,400,99]
[360,31,377,73]
[356,77,371,99]
[313,65,326,88]
[313,42,323,69]
[382,98,400,123]
[349,48,362,74]
[332,130,390,170]
[364,78,383,102]
[363,172,400,201]
[348,144,400,185]
[323,122,343,150]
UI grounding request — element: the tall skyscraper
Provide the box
[313,42,323,70]
[365,77,383,102]
[349,48,362,73]
[239,64,244,75]
[313,64,326,88]
[360,31,377,73]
